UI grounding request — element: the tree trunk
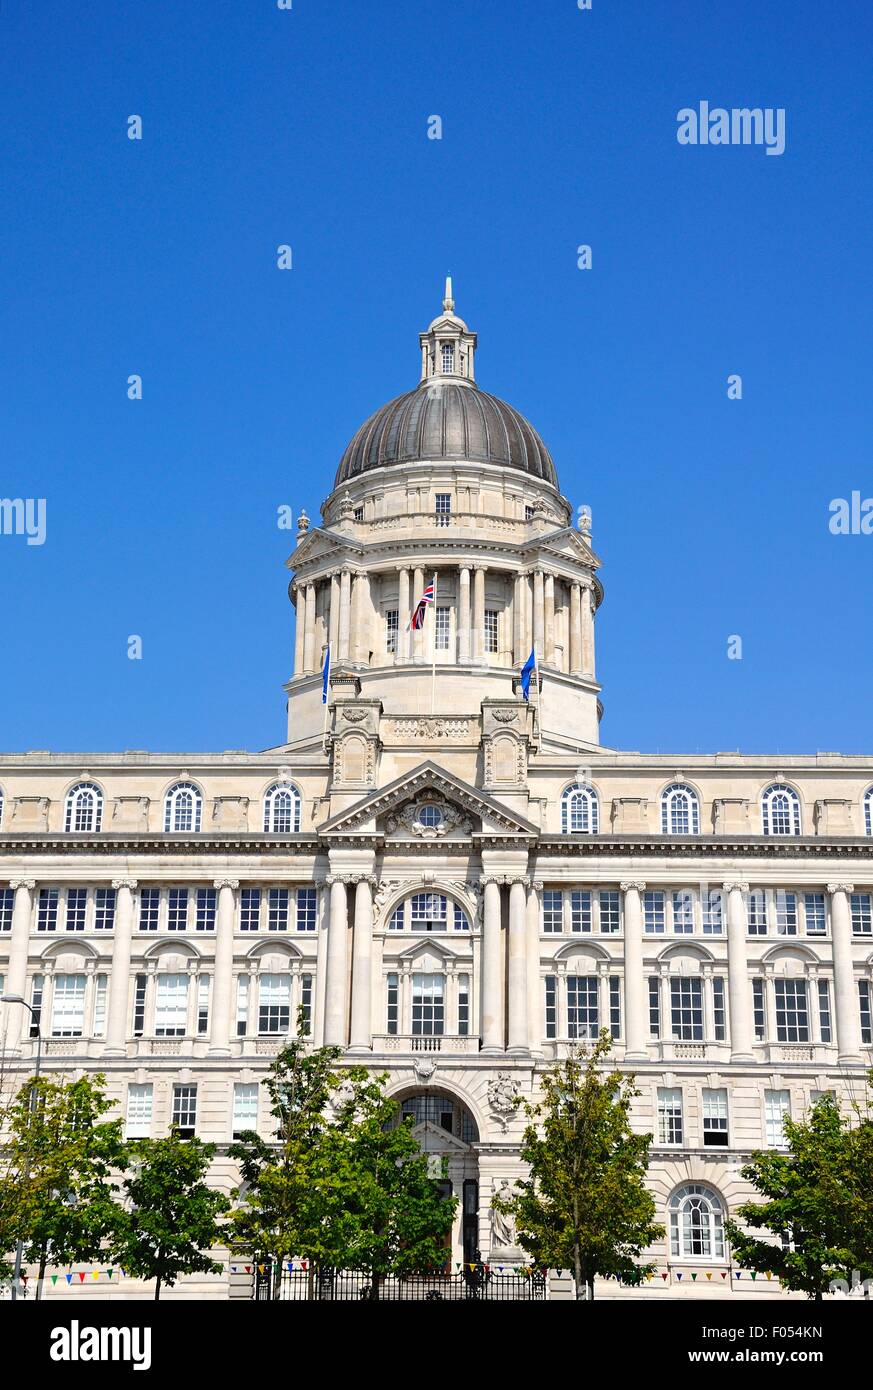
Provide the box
[36,1243,48,1301]
[573,1246,584,1300]
[154,1275,162,1301]
[587,1278,595,1302]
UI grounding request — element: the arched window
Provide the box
[669,1184,725,1259]
[761,783,801,836]
[561,783,599,834]
[661,782,700,835]
[163,781,203,833]
[64,782,104,833]
[864,787,873,837]
[385,892,470,932]
[263,782,301,833]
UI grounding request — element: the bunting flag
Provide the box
[51,1275,58,1286]
[661,1271,669,1280]
[65,1274,73,1285]
[78,1272,86,1283]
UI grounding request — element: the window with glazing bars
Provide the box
[672,890,694,934]
[818,980,832,1043]
[434,606,450,650]
[484,610,498,653]
[543,890,563,933]
[670,977,703,1040]
[567,976,598,1040]
[599,890,620,933]
[657,1088,683,1145]
[458,973,470,1037]
[232,1083,258,1139]
[385,609,399,653]
[859,981,872,1044]
[702,1088,728,1147]
[649,977,660,1038]
[775,891,798,935]
[172,1084,197,1139]
[94,888,116,931]
[570,890,592,932]
[299,974,313,1036]
[804,893,827,935]
[258,975,290,1034]
[609,977,621,1039]
[37,889,59,932]
[851,894,872,934]
[712,977,726,1041]
[296,887,317,931]
[155,974,188,1036]
[240,888,261,932]
[386,973,399,1035]
[65,888,87,932]
[30,976,44,1035]
[412,973,445,1036]
[752,978,766,1040]
[746,889,768,935]
[133,975,147,1036]
[197,976,210,1035]
[545,976,557,1039]
[702,890,723,934]
[167,888,188,932]
[774,979,809,1042]
[196,888,216,931]
[644,891,666,934]
[0,888,12,932]
[139,888,160,931]
[236,975,249,1037]
[266,887,289,931]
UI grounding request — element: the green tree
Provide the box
[112,1133,230,1300]
[0,1073,127,1298]
[725,1091,873,1299]
[493,1032,663,1300]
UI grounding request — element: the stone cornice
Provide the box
[536,834,873,859]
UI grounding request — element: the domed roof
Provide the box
[335,378,558,489]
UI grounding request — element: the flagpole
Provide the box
[533,641,541,746]
[321,645,331,753]
[430,571,438,715]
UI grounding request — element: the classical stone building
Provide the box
[2,285,872,1297]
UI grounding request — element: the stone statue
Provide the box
[490,1181,518,1249]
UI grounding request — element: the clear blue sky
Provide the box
[2,0,872,756]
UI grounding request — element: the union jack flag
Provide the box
[408,577,435,630]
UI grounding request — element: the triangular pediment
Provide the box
[410,1120,473,1154]
[319,761,538,839]
[523,526,601,572]
[285,526,361,571]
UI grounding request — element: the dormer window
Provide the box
[441,342,455,374]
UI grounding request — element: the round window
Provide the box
[418,804,444,829]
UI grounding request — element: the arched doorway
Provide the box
[391,1089,480,1267]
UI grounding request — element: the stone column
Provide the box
[412,565,425,662]
[3,879,35,1052]
[328,572,341,654]
[397,567,411,661]
[533,569,545,661]
[104,878,137,1056]
[293,586,306,675]
[338,569,352,662]
[526,879,542,1053]
[303,581,316,673]
[473,566,486,664]
[349,875,375,1052]
[828,882,862,1063]
[458,565,471,663]
[569,582,582,673]
[581,582,595,677]
[507,877,529,1053]
[621,881,647,1060]
[723,880,754,1061]
[313,882,330,1047]
[209,879,238,1056]
[324,876,349,1047]
[512,573,524,665]
[481,877,503,1052]
[543,573,555,665]
[351,572,368,664]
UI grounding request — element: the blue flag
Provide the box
[520,648,536,700]
[321,645,331,703]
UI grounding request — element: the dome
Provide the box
[334,378,559,489]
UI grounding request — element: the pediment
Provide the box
[524,527,601,572]
[409,1119,473,1154]
[285,527,360,571]
[319,762,538,839]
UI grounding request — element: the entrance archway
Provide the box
[390,1088,480,1267]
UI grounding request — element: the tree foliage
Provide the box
[493,1032,663,1300]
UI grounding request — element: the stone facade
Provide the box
[2,286,872,1298]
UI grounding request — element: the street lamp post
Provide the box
[1,994,42,1303]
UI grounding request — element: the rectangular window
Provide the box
[232,1083,259,1139]
[126,1083,153,1139]
[240,888,261,933]
[155,974,188,1037]
[386,972,399,1035]
[65,887,87,932]
[775,891,798,936]
[353,505,363,522]
[609,977,621,1040]
[37,888,59,932]
[657,1087,683,1145]
[525,504,534,521]
[598,890,620,934]
[266,887,289,931]
[458,973,470,1037]
[133,974,147,1037]
[702,890,724,935]
[712,976,726,1042]
[139,888,160,932]
[702,1088,729,1147]
[648,977,661,1038]
[672,890,694,934]
[453,903,470,931]
[545,976,557,1040]
[0,887,13,932]
[859,980,872,1045]
[818,980,832,1044]
[51,974,86,1037]
[775,979,809,1043]
[435,493,451,526]
[765,1089,790,1148]
[30,975,44,1036]
[435,607,450,651]
[196,888,216,932]
[484,609,498,654]
[197,976,210,1035]
[644,891,666,934]
[570,890,592,933]
[258,974,290,1035]
[295,887,317,932]
[567,976,598,1040]
[670,977,703,1041]
[300,974,313,1036]
[386,609,399,654]
[236,975,249,1038]
[851,893,872,935]
[410,892,447,931]
[542,890,564,933]
[93,974,108,1037]
[172,1084,197,1139]
[746,889,768,935]
[167,888,188,932]
[412,973,445,1036]
[804,892,827,936]
[94,888,116,931]
[753,978,766,1040]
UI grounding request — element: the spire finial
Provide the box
[443,275,454,313]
